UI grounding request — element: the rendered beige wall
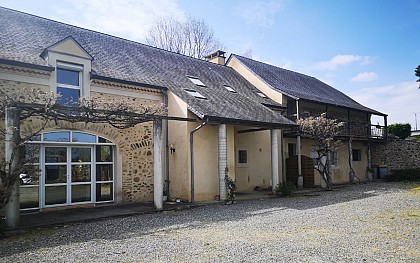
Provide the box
[227,57,284,104]
[235,129,272,191]
[167,92,190,200]
[286,137,369,186]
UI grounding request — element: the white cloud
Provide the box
[351,72,378,82]
[234,0,285,27]
[54,0,185,41]
[315,55,372,71]
[349,82,420,127]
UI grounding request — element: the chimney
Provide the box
[204,50,226,65]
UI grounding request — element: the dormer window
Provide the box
[187,76,206,87]
[185,89,207,99]
[56,62,83,106]
[256,92,267,98]
[224,85,236,93]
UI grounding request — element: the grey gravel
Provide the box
[1,181,419,262]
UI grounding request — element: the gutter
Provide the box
[189,121,208,203]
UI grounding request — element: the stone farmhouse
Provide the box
[0,7,387,217]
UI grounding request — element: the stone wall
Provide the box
[371,139,420,171]
[1,76,160,203]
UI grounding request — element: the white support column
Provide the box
[153,119,163,210]
[218,124,227,201]
[4,106,21,229]
[271,129,279,191]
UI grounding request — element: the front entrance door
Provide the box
[43,146,93,206]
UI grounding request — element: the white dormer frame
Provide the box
[41,36,93,99]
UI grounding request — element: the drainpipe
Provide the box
[190,121,208,203]
[164,90,170,199]
[296,99,303,188]
[281,130,285,184]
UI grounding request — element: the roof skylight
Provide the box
[187,76,206,87]
[224,85,236,93]
[256,92,267,98]
[185,89,207,99]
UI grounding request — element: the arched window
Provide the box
[20,131,115,210]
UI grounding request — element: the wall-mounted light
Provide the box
[170,144,176,154]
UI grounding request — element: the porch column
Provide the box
[218,124,227,201]
[4,106,21,229]
[271,129,279,191]
[153,119,164,210]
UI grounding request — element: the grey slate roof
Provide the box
[229,54,385,116]
[0,7,296,127]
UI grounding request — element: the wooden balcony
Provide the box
[339,121,386,140]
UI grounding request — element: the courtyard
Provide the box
[0,181,419,262]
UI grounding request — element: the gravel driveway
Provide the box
[1,181,419,262]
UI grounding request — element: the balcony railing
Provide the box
[339,121,386,139]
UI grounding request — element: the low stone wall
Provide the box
[371,139,420,171]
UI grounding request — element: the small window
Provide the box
[185,89,207,99]
[57,66,81,106]
[187,77,206,87]
[238,150,248,164]
[352,149,362,161]
[256,92,267,98]
[329,151,338,166]
[224,85,236,93]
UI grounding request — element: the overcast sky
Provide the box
[2,0,420,128]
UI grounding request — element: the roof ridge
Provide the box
[0,6,231,68]
[231,53,319,80]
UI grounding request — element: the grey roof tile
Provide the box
[0,7,295,127]
[230,54,385,116]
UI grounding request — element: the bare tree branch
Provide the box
[146,16,222,59]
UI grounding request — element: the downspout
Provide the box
[296,99,303,188]
[190,121,208,203]
[164,90,170,198]
[281,130,285,184]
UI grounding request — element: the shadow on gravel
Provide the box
[0,181,413,258]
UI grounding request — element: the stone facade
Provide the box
[1,75,160,204]
[371,139,420,171]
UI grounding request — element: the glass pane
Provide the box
[72,164,91,182]
[57,68,79,86]
[98,137,112,143]
[45,165,67,184]
[71,184,91,203]
[57,87,80,106]
[72,132,96,143]
[96,146,112,162]
[45,186,67,205]
[96,164,113,181]
[44,132,70,142]
[20,186,39,209]
[24,144,40,163]
[20,165,40,185]
[96,183,113,201]
[45,147,67,163]
[71,148,91,162]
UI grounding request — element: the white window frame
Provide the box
[224,85,236,93]
[236,147,249,168]
[20,131,115,211]
[187,76,206,87]
[185,89,207,99]
[56,62,83,104]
